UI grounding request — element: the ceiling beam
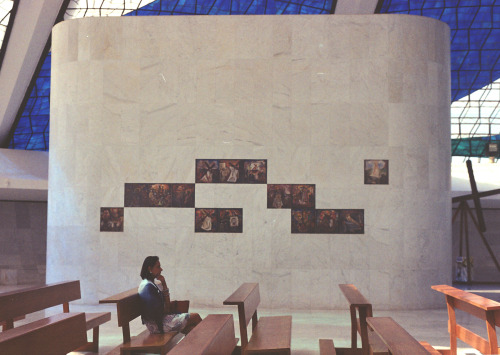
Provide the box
[0,0,66,147]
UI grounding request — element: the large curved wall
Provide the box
[49,15,451,309]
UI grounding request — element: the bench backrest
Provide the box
[0,280,81,329]
[100,287,142,342]
[168,314,237,355]
[0,312,87,355]
[223,283,260,348]
[338,284,373,354]
[366,317,432,355]
[432,284,500,355]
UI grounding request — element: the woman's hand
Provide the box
[156,274,168,290]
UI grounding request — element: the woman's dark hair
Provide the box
[140,256,159,280]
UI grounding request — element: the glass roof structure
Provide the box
[0,0,13,49]
[380,0,500,158]
[4,0,500,157]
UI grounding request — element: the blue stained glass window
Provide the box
[380,1,500,102]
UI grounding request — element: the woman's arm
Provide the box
[156,274,171,314]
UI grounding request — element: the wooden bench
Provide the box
[100,287,187,355]
[0,312,87,354]
[0,280,111,352]
[223,282,292,355]
[168,314,238,355]
[320,284,388,355]
[432,284,500,355]
[366,317,441,355]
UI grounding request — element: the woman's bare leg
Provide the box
[181,313,202,334]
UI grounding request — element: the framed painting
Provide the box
[172,184,195,208]
[219,160,242,183]
[364,160,389,184]
[218,208,243,233]
[243,160,267,183]
[196,160,220,183]
[315,209,338,233]
[292,184,315,209]
[124,183,171,207]
[100,207,124,232]
[338,209,364,234]
[291,209,316,233]
[195,208,218,232]
[267,184,292,209]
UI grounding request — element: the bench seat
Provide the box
[0,312,87,354]
[106,329,179,355]
[245,315,292,354]
[367,317,436,355]
[168,314,238,355]
[0,280,110,352]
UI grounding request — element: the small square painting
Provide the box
[100,207,124,232]
[267,184,292,209]
[364,160,389,184]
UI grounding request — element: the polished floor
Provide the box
[4,284,500,355]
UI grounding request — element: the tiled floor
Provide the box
[3,284,499,354]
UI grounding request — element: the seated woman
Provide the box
[138,256,202,334]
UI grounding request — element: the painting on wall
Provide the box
[291,209,316,233]
[172,184,195,208]
[291,209,364,234]
[196,160,220,183]
[316,209,338,233]
[195,208,243,233]
[338,209,364,234]
[364,160,389,184]
[218,209,243,233]
[243,160,267,183]
[196,159,267,184]
[267,184,292,209]
[195,208,218,232]
[100,207,124,232]
[124,183,172,207]
[292,184,315,209]
[219,160,242,183]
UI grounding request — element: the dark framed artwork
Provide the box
[316,209,339,233]
[338,209,364,234]
[196,160,220,183]
[195,208,243,233]
[364,160,389,184]
[172,184,195,208]
[195,208,218,232]
[267,184,292,209]
[100,207,124,232]
[124,183,172,207]
[219,160,242,183]
[218,208,243,233]
[243,160,267,183]
[291,209,316,233]
[292,184,315,209]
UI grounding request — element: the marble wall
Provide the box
[48,14,451,309]
[0,201,47,285]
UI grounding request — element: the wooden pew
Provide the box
[223,282,292,355]
[0,280,110,352]
[99,287,185,355]
[320,284,388,355]
[432,284,500,355]
[366,317,440,355]
[0,312,87,355]
[168,314,238,355]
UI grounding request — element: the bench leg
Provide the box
[92,326,100,352]
[74,326,100,352]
